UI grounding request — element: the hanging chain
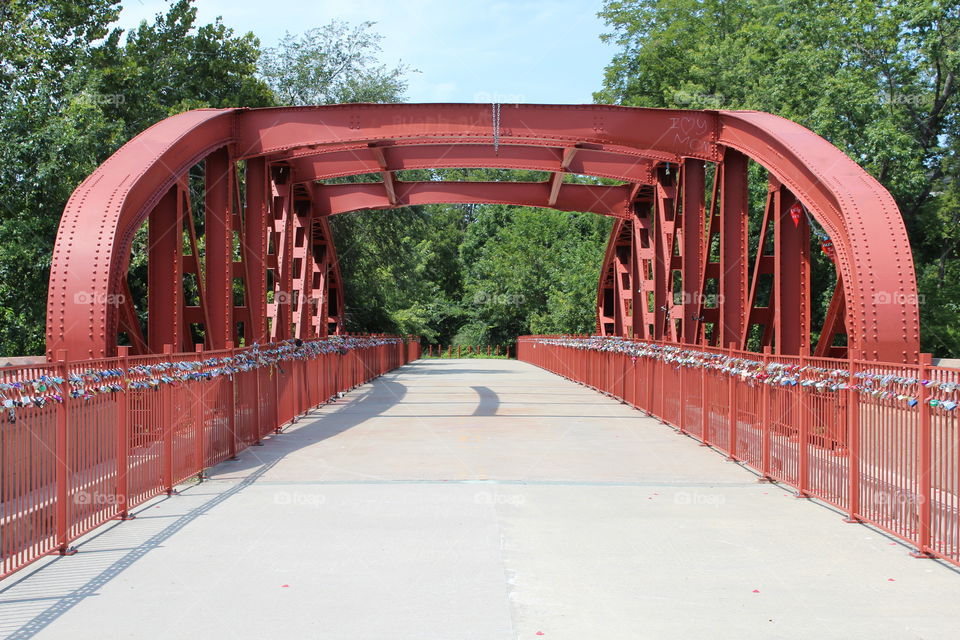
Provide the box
[492,102,501,155]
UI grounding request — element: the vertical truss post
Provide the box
[243,157,268,345]
[148,185,183,352]
[630,216,644,340]
[719,148,748,348]
[292,199,316,340]
[775,181,811,355]
[681,159,705,344]
[204,147,234,350]
[653,166,677,340]
[270,165,293,341]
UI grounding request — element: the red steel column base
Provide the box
[843,516,862,523]
[50,547,78,556]
[909,550,934,559]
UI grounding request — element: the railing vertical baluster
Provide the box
[797,353,810,498]
[728,342,738,460]
[227,342,238,460]
[700,357,709,447]
[914,353,933,557]
[274,359,282,434]
[116,346,132,519]
[54,349,76,555]
[678,353,686,433]
[845,353,860,522]
[194,344,207,475]
[162,344,175,495]
[761,346,772,480]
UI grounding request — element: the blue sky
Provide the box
[116,0,616,104]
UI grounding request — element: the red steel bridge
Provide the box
[1,104,954,585]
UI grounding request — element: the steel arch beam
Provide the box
[46,104,920,362]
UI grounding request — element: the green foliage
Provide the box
[329,206,466,342]
[597,0,960,355]
[460,206,612,346]
[0,0,273,356]
[258,21,409,105]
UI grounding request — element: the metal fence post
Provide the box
[678,355,687,433]
[797,353,810,498]
[727,342,738,460]
[913,353,934,557]
[761,347,772,480]
[194,344,208,476]
[226,341,238,460]
[700,358,709,447]
[274,360,282,434]
[844,352,860,522]
[162,344,175,495]
[116,346,133,520]
[53,349,77,555]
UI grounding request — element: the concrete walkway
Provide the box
[1,358,959,639]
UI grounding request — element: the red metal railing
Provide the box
[518,335,960,567]
[0,335,420,579]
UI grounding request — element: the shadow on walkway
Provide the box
[0,371,411,637]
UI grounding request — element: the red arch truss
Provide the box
[46,104,919,361]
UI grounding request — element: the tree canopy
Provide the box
[596,0,960,354]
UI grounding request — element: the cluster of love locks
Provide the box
[0,336,402,420]
[533,336,959,411]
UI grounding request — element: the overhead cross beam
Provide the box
[288,144,654,185]
[312,180,632,218]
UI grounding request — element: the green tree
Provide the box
[596,0,960,355]
[460,207,612,346]
[0,0,273,356]
[259,21,409,105]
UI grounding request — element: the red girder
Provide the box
[46,104,920,362]
[312,181,631,218]
[287,144,654,184]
